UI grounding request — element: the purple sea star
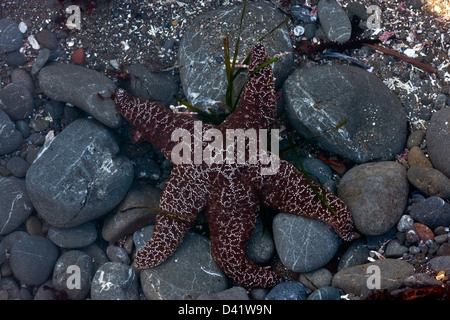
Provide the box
[114,43,355,288]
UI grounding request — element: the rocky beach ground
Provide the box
[0,0,449,301]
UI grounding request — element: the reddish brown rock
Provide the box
[413,222,435,242]
[71,48,86,65]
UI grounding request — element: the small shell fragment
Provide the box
[436,270,445,280]
[293,25,305,37]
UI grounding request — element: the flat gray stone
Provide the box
[0,176,34,235]
[317,0,352,43]
[25,118,134,228]
[136,226,228,300]
[283,65,407,163]
[0,19,23,53]
[273,213,341,273]
[38,63,121,128]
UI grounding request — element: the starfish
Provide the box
[114,43,355,288]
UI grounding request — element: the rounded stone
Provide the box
[273,213,341,273]
[407,166,450,199]
[10,235,59,285]
[52,250,95,300]
[283,66,406,163]
[90,262,139,300]
[48,222,98,248]
[426,107,450,177]
[0,19,23,53]
[338,161,409,236]
[409,196,450,229]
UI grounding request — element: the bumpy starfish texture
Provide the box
[114,43,355,288]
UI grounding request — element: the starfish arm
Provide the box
[207,171,281,288]
[257,160,355,241]
[114,88,198,159]
[218,43,276,132]
[134,165,208,268]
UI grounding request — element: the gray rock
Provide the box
[126,64,180,107]
[428,256,450,274]
[283,65,407,163]
[298,268,333,291]
[273,213,341,273]
[0,230,28,251]
[0,109,23,155]
[265,281,307,300]
[426,107,450,177]
[48,222,98,248]
[409,196,450,229]
[0,277,21,300]
[0,176,34,235]
[403,273,442,288]
[384,239,408,258]
[338,161,409,236]
[317,0,352,43]
[338,239,370,270]
[11,68,34,93]
[35,29,58,50]
[0,83,34,120]
[5,156,29,178]
[101,183,160,243]
[407,166,450,199]
[38,63,121,128]
[179,2,292,114]
[406,130,425,149]
[91,262,139,300]
[301,157,333,184]
[80,244,110,269]
[5,51,27,66]
[307,286,342,300]
[31,48,51,75]
[106,245,130,265]
[246,216,275,264]
[10,235,59,285]
[0,19,23,53]
[136,226,228,300]
[397,214,415,232]
[331,259,415,296]
[52,250,95,300]
[197,286,249,300]
[25,118,134,228]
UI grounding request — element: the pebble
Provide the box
[0,83,34,120]
[403,273,442,287]
[15,119,31,139]
[413,222,435,242]
[407,166,450,199]
[384,239,408,258]
[397,214,415,232]
[25,118,134,228]
[31,48,51,75]
[283,66,406,163]
[409,196,450,229]
[307,286,342,300]
[5,51,27,66]
[338,161,409,236]
[246,216,275,264]
[71,48,86,65]
[5,156,29,178]
[38,63,121,128]
[406,229,420,244]
[106,245,130,265]
[178,2,292,114]
[298,268,333,291]
[407,146,433,168]
[25,215,44,236]
[48,222,98,248]
[428,256,450,274]
[0,109,23,154]
[136,226,228,300]
[90,262,139,300]
[406,130,425,149]
[338,239,371,270]
[11,68,34,93]
[35,29,58,50]
[273,213,340,273]
[331,259,415,296]
[0,19,23,53]
[101,183,160,243]
[317,0,352,43]
[52,250,95,300]
[290,5,317,24]
[265,281,307,300]
[437,243,450,256]
[9,235,59,285]
[0,176,34,235]
[426,107,450,177]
